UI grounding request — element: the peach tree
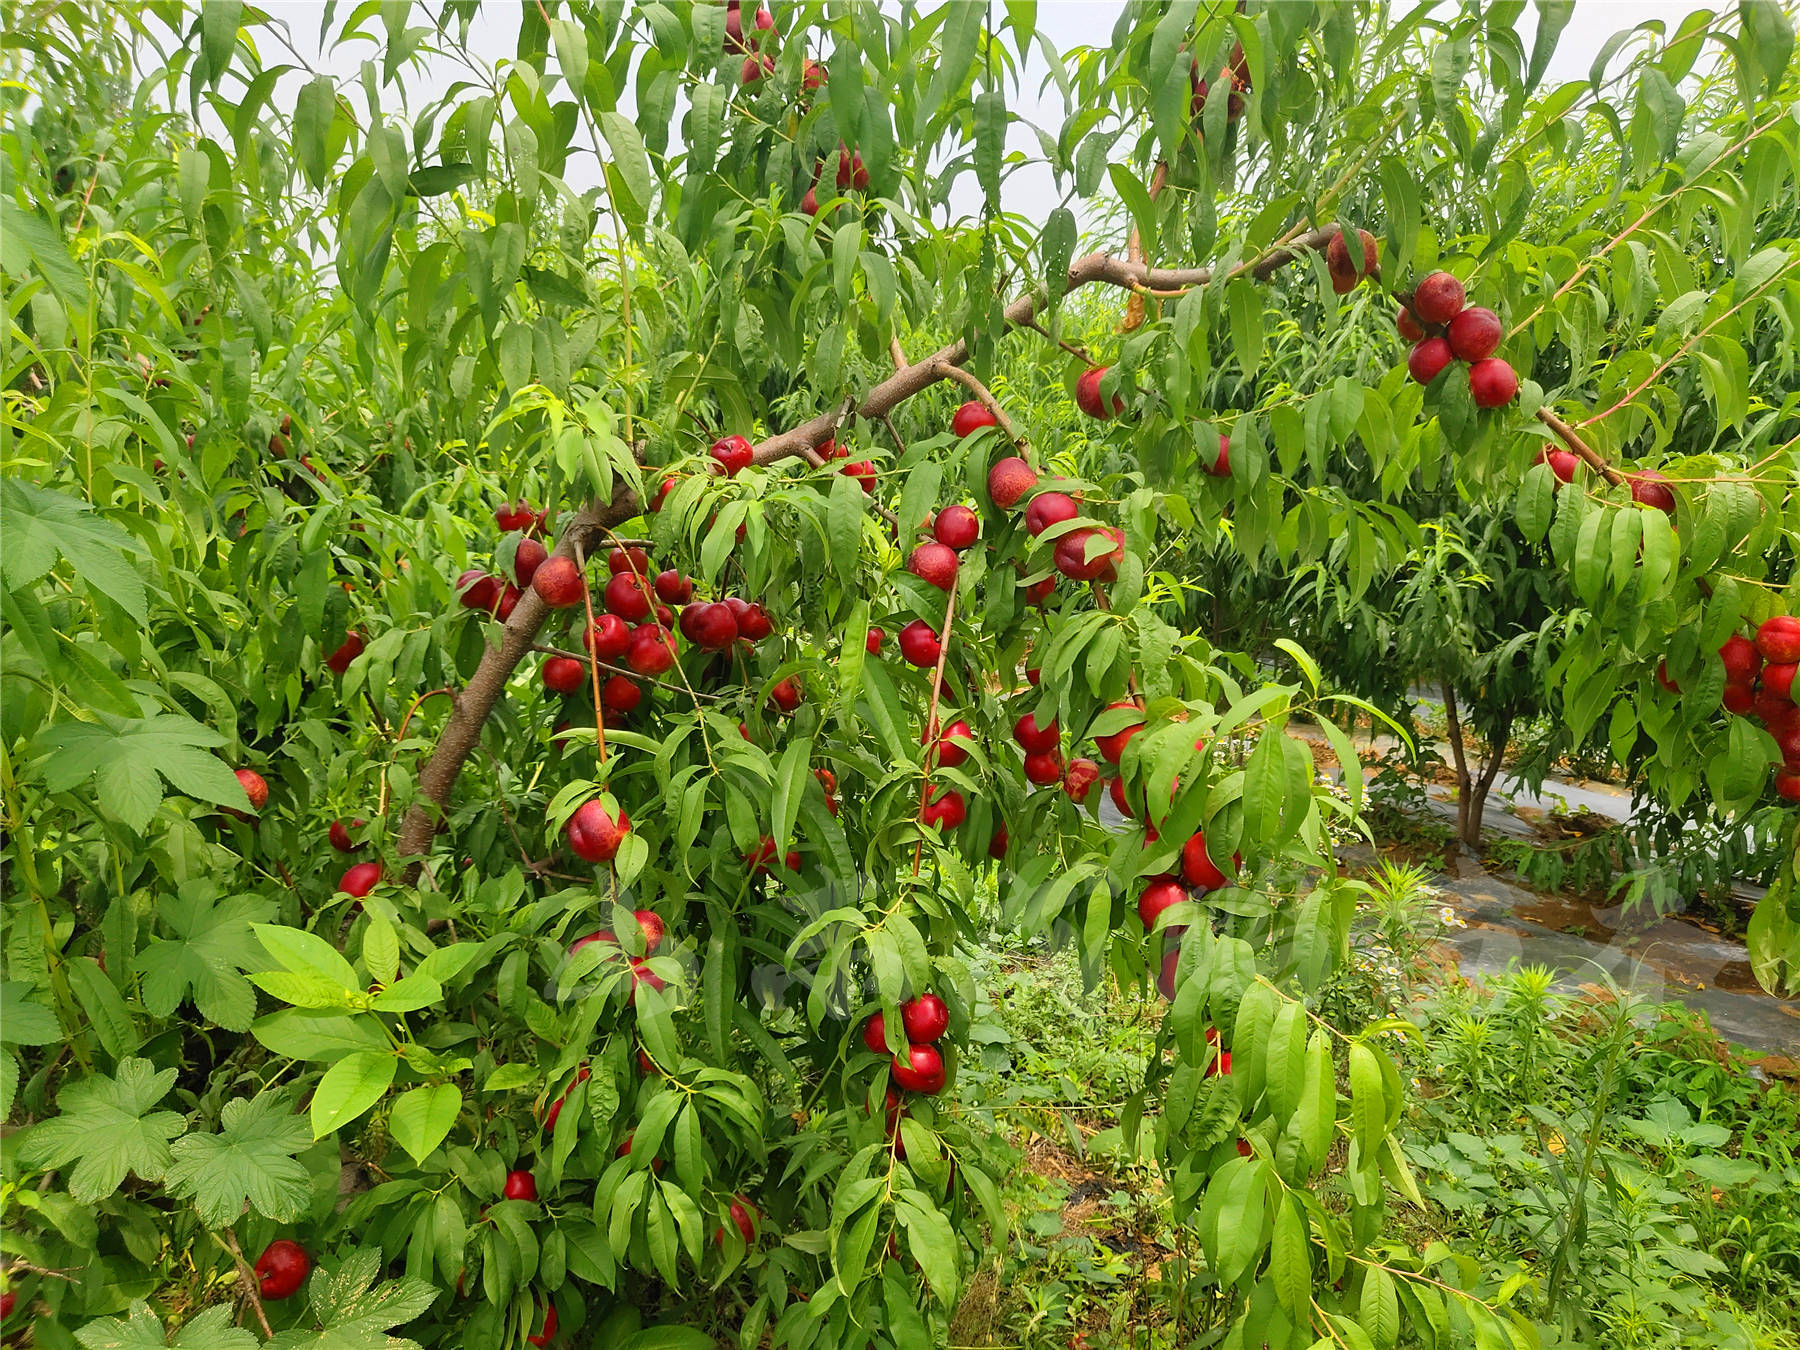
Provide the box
[1,2,1796,1349]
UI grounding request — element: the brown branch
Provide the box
[532,643,728,701]
[1017,315,1095,365]
[913,583,960,878]
[1536,407,1626,487]
[934,361,1026,450]
[220,1229,273,1339]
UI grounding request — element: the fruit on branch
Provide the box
[897,620,942,667]
[1411,271,1466,326]
[254,1240,310,1300]
[1023,751,1064,786]
[1407,337,1454,385]
[717,1196,758,1245]
[1137,876,1187,931]
[951,401,999,437]
[496,585,522,621]
[513,538,548,585]
[566,801,630,862]
[1468,358,1518,408]
[325,631,364,674]
[627,958,666,1000]
[542,1066,590,1132]
[901,993,949,1043]
[1535,448,1578,485]
[801,59,825,93]
[1396,306,1426,342]
[863,1013,893,1054]
[604,572,654,622]
[1765,662,1798,702]
[768,676,802,713]
[584,614,632,661]
[339,861,382,898]
[1093,701,1146,764]
[1447,306,1503,361]
[929,719,974,767]
[1012,712,1059,754]
[988,824,1009,858]
[1723,683,1756,715]
[654,569,692,604]
[616,1131,666,1173]
[1721,633,1763,683]
[724,0,746,51]
[1778,771,1800,802]
[679,600,739,650]
[608,546,649,577]
[986,455,1038,509]
[891,1042,946,1094]
[526,1306,557,1347]
[456,570,500,612]
[1628,470,1677,516]
[1024,491,1079,537]
[234,768,268,814]
[1157,949,1180,1001]
[503,1169,537,1201]
[800,185,820,216]
[1656,660,1680,694]
[866,626,885,654]
[626,624,677,676]
[920,787,966,830]
[495,501,537,533]
[933,504,980,550]
[1757,616,1800,664]
[543,656,585,694]
[710,434,755,475]
[1180,832,1237,890]
[1325,228,1378,293]
[328,818,365,853]
[1208,433,1232,478]
[730,599,774,642]
[909,541,959,591]
[532,556,586,608]
[1074,366,1125,420]
[1022,573,1055,607]
[1063,756,1102,801]
[1053,526,1123,583]
[841,460,876,493]
[741,52,775,82]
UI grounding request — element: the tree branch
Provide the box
[1536,407,1625,487]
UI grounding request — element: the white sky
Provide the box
[183,1,1708,224]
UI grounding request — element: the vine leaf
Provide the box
[165,1092,313,1228]
[265,1247,437,1350]
[17,1057,183,1203]
[0,478,146,622]
[76,1303,258,1350]
[33,714,250,831]
[140,887,275,1031]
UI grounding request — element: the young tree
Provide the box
[2,3,1796,1348]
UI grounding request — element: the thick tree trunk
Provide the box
[1440,683,1475,845]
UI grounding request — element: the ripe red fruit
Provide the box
[1013,712,1059,753]
[513,538,548,586]
[1022,574,1055,607]
[800,185,821,216]
[0,1290,12,1318]
[650,476,676,512]
[603,572,652,622]
[891,1042,946,1094]
[1157,949,1180,1001]
[1023,750,1064,786]
[577,615,626,663]
[1108,774,1135,818]
[1396,306,1426,342]
[850,153,870,191]
[329,818,364,853]
[934,504,980,550]
[740,52,774,82]
[679,600,738,650]
[902,993,949,1043]
[1448,306,1503,361]
[1094,701,1145,764]
[325,631,365,675]
[987,455,1039,509]
[566,800,630,862]
[1535,448,1578,485]
[711,434,755,475]
[1181,832,1237,890]
[1208,433,1232,478]
[735,601,774,642]
[495,501,536,532]
[801,58,825,93]
[842,460,877,493]
[1757,615,1800,664]
[863,1013,891,1054]
[254,1240,310,1300]
[1063,756,1102,801]
[769,676,802,713]
[543,1066,590,1131]
[920,787,966,831]
[1024,491,1079,537]
[1325,227,1378,294]
[616,1132,666,1172]
[988,824,1009,858]
[909,541,959,591]
[456,569,499,611]
[626,624,677,676]
[542,657,585,694]
[532,556,586,608]
[1053,526,1123,582]
[1777,771,1800,803]
[1138,876,1187,931]
[1723,682,1756,715]
[235,768,268,813]
[897,620,941,667]
[951,401,998,437]
[527,1305,558,1347]
[1755,686,1795,723]
[719,1196,758,1245]
[632,909,665,953]
[1764,662,1798,703]
[930,719,974,768]
[1774,720,1800,769]
[627,958,665,999]
[1655,660,1680,694]
[1628,470,1677,516]
[1468,358,1519,408]
[607,546,648,577]
[653,569,692,604]
[866,626,886,655]
[598,676,639,715]
[495,584,523,621]
[1720,633,1762,683]
[503,1169,537,1201]
[1074,366,1125,420]
[339,861,382,898]
[1412,271,1466,326]
[1407,337,1454,385]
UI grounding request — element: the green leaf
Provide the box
[33,714,246,832]
[600,111,651,224]
[1270,1194,1312,1319]
[388,1084,461,1164]
[76,1303,258,1350]
[141,888,274,1031]
[165,1092,312,1228]
[1348,1042,1387,1157]
[0,980,62,1045]
[293,75,338,188]
[18,1057,183,1204]
[266,1246,436,1350]
[2,479,146,622]
[310,1050,398,1138]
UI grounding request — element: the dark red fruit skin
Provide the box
[1720,633,1763,684]
[339,861,382,898]
[1074,366,1124,419]
[566,800,630,862]
[543,656,585,693]
[680,600,739,650]
[1535,448,1578,485]
[890,1042,946,1094]
[235,768,269,812]
[532,556,586,608]
[329,818,365,853]
[866,626,885,655]
[625,624,677,676]
[897,620,941,667]
[1723,682,1756,715]
[1024,491,1079,537]
[653,569,692,603]
[255,1239,311,1300]
[933,504,980,550]
[584,614,632,661]
[1629,470,1677,516]
[1468,358,1518,408]
[456,569,499,611]
[1013,712,1059,753]
[920,787,965,830]
[608,546,649,577]
[769,676,802,713]
[503,1168,538,1201]
[0,1290,13,1317]
[909,541,959,591]
[1208,433,1232,478]
[1396,306,1426,342]
[864,1013,891,1054]
[710,434,755,475]
[1138,876,1187,931]
[930,719,973,768]
[603,572,653,622]
[988,824,1009,858]
[543,1066,590,1131]
[1447,306,1503,361]
[1181,832,1237,890]
[325,631,365,674]
[1757,615,1800,664]
[601,674,641,712]
[951,401,999,437]
[715,1196,757,1245]
[901,993,949,1043]
[1777,770,1800,802]
[1325,228,1378,293]
[527,1305,558,1347]
[1408,337,1454,385]
[1412,271,1466,326]
[513,538,548,586]
[986,456,1038,510]
[1094,701,1146,764]
[1023,750,1064,786]
[1053,526,1123,582]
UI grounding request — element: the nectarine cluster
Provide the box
[1400,271,1518,409]
[1719,617,1800,799]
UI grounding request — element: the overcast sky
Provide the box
[213,1,1708,224]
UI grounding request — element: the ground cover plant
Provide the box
[3,1,1799,1347]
